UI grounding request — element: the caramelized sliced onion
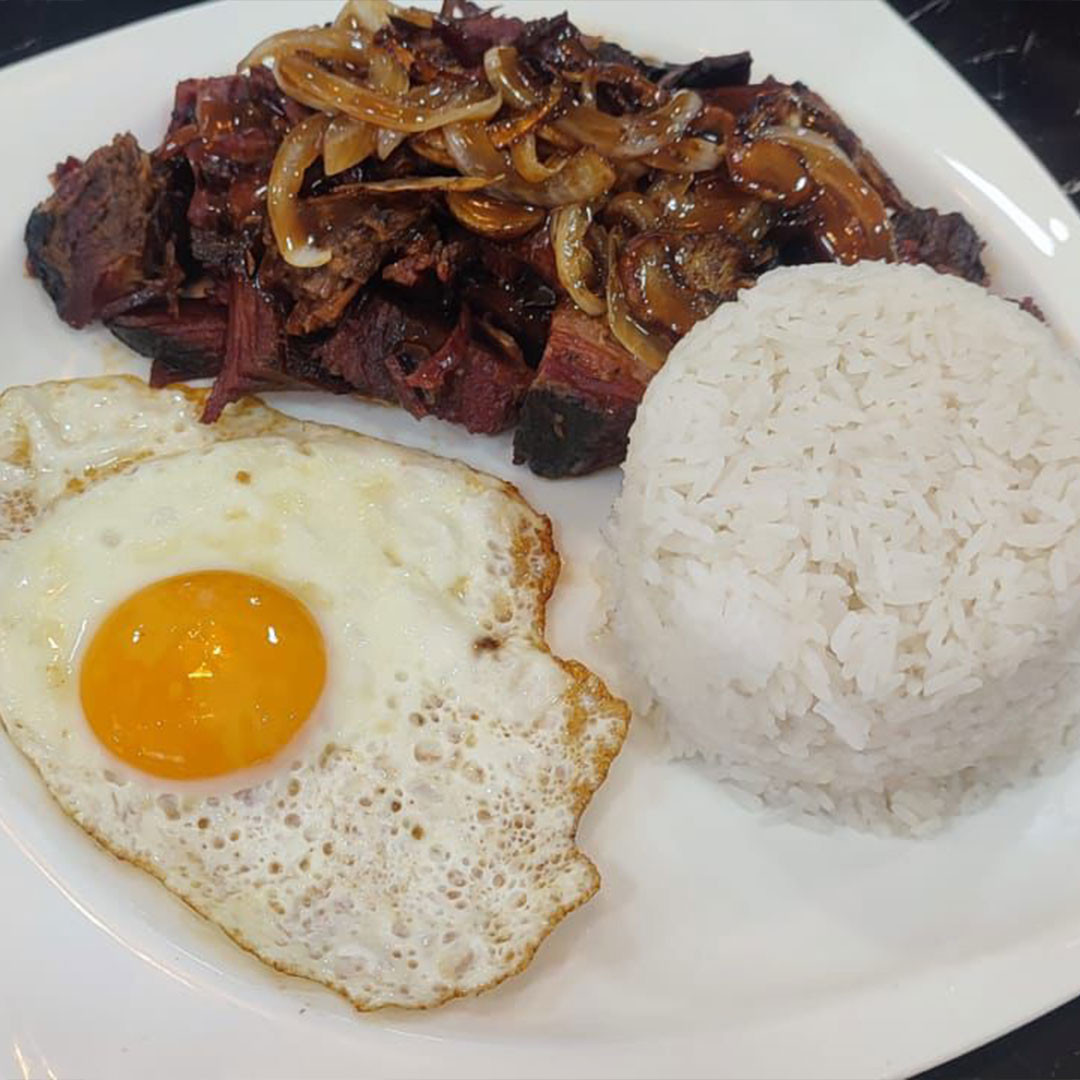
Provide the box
[555,89,703,159]
[645,135,725,173]
[445,191,546,238]
[658,176,775,242]
[268,113,332,267]
[727,124,891,261]
[614,161,651,189]
[376,127,408,160]
[603,191,662,231]
[576,68,598,107]
[341,0,432,30]
[441,122,504,176]
[761,126,891,261]
[519,150,616,206]
[605,231,670,374]
[238,27,369,72]
[334,0,392,33]
[621,233,701,337]
[368,46,409,95]
[535,123,579,152]
[564,62,665,110]
[483,46,543,110]
[726,138,813,205]
[764,124,852,162]
[410,130,457,168]
[551,205,605,316]
[647,171,694,205]
[389,5,435,28]
[276,54,502,132]
[323,115,378,174]
[509,133,567,183]
[352,175,495,193]
[487,80,562,147]
[444,122,615,207]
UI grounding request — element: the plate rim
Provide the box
[2,2,1080,1078]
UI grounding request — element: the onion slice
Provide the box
[647,172,694,205]
[368,47,409,95]
[563,62,665,110]
[238,27,369,72]
[488,79,562,147]
[335,0,434,30]
[410,130,457,168]
[483,46,543,110]
[323,115,378,174]
[444,122,615,207]
[577,68,598,107]
[730,125,892,261]
[603,191,662,231]
[441,122,504,177]
[535,123,579,152]
[334,0,392,33]
[509,133,567,183]
[349,175,496,193]
[376,128,408,160]
[645,135,725,173]
[513,150,615,206]
[605,231,670,374]
[388,5,435,28]
[551,206,605,317]
[621,233,704,337]
[657,176,774,241]
[268,113,332,268]
[555,89,703,160]
[276,54,503,132]
[445,192,546,238]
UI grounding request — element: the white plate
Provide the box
[2,2,1079,1077]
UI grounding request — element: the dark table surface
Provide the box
[3,1,1080,1077]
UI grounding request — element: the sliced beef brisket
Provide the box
[108,299,228,385]
[513,304,647,477]
[318,290,530,434]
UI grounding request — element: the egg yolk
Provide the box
[79,570,326,780]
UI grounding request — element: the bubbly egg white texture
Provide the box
[0,377,627,1009]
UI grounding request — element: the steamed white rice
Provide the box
[604,261,1080,834]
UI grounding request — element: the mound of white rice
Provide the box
[604,261,1080,834]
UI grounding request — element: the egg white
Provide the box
[0,384,627,1009]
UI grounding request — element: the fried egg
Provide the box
[0,376,627,1009]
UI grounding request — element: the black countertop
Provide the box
[2,2,1080,1077]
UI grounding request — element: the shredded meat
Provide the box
[434,0,525,66]
[164,67,306,273]
[259,191,431,335]
[382,225,471,288]
[23,1,995,477]
[25,134,181,327]
[892,206,988,285]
